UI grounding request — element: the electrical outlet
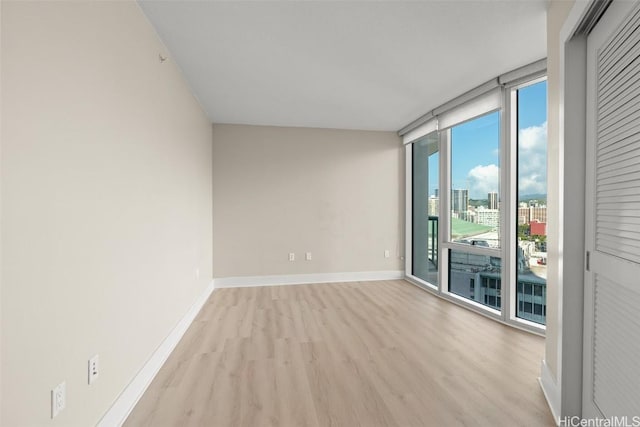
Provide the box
[51,381,66,418]
[195,268,200,280]
[306,252,312,261]
[384,250,390,258]
[288,253,295,261]
[88,354,99,385]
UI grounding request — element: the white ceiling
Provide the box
[139,1,547,132]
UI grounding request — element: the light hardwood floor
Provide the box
[125,280,554,427]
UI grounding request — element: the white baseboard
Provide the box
[539,359,561,426]
[97,281,215,427]
[213,270,404,288]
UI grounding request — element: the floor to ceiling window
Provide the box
[412,132,439,286]
[402,61,547,333]
[515,79,548,325]
[447,111,502,310]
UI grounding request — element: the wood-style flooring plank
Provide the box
[124,280,554,427]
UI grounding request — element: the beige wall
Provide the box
[1,2,212,426]
[545,0,575,384]
[212,124,403,278]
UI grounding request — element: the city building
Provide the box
[451,189,469,213]
[516,275,547,324]
[518,206,530,225]
[428,195,439,216]
[518,205,548,225]
[475,206,500,228]
[530,206,548,223]
[449,251,546,323]
[488,192,499,209]
[530,220,547,236]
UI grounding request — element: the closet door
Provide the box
[584,0,640,419]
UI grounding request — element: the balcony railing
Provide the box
[428,215,438,267]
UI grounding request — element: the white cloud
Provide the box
[467,164,499,198]
[461,121,547,199]
[518,121,547,195]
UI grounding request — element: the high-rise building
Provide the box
[488,192,498,209]
[451,189,468,213]
[428,196,439,216]
[518,207,530,225]
[517,205,548,225]
[529,206,547,223]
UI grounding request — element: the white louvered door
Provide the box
[584,0,640,419]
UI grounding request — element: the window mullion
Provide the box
[439,129,450,294]
[405,144,413,276]
[503,87,517,323]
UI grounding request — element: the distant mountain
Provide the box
[468,194,547,207]
[519,193,547,202]
[469,198,487,207]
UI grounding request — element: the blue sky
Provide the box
[519,81,547,128]
[517,81,548,198]
[428,80,547,199]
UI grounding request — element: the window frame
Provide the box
[508,75,548,332]
[409,133,441,287]
[404,70,547,335]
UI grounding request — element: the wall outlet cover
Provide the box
[88,354,99,385]
[51,381,66,418]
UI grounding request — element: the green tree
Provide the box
[518,224,530,240]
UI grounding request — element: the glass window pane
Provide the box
[450,111,501,249]
[449,249,502,310]
[516,80,547,325]
[412,133,439,285]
